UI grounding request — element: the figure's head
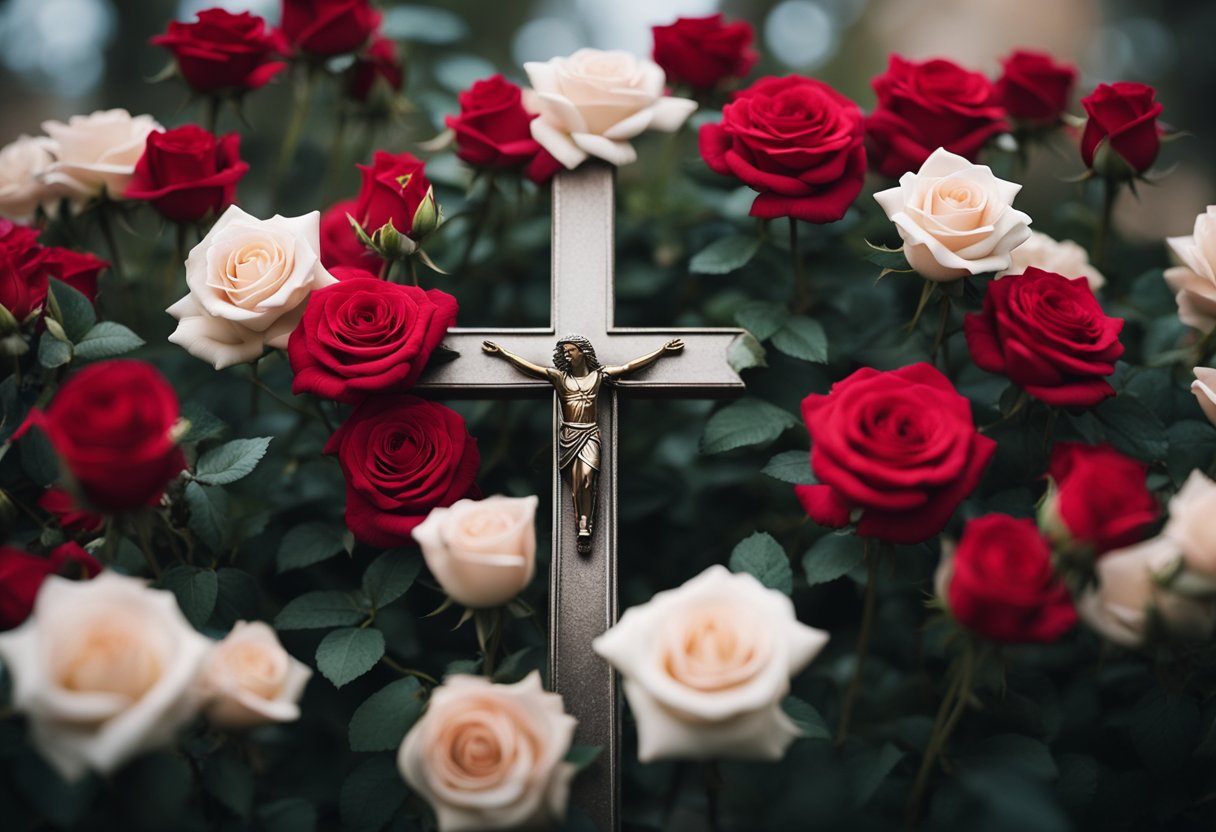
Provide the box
[553,334,600,372]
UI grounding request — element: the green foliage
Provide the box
[771,316,828,363]
[362,551,422,609]
[762,449,815,484]
[193,437,273,486]
[72,322,145,360]
[316,627,386,688]
[339,756,409,832]
[349,677,424,752]
[275,591,367,630]
[802,533,864,586]
[689,235,761,274]
[277,522,350,572]
[729,531,793,594]
[700,398,797,453]
[157,565,218,628]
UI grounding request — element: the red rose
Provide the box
[444,75,561,184]
[996,50,1076,126]
[0,543,100,630]
[1080,81,1163,176]
[38,487,104,533]
[329,266,379,281]
[280,0,379,56]
[125,125,248,224]
[38,246,108,303]
[963,267,1124,407]
[699,75,866,223]
[865,55,1008,178]
[943,515,1077,643]
[325,395,480,548]
[0,220,47,323]
[150,8,287,94]
[652,14,757,91]
[320,198,378,270]
[288,277,457,403]
[19,360,187,512]
[351,150,439,242]
[346,35,403,103]
[796,363,996,544]
[1044,442,1158,556]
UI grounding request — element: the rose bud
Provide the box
[39,109,163,210]
[651,14,757,91]
[345,35,403,104]
[320,198,375,270]
[0,543,100,630]
[348,151,442,261]
[1080,81,1164,179]
[150,8,287,95]
[198,621,311,729]
[996,49,1077,128]
[1164,205,1216,333]
[124,125,249,224]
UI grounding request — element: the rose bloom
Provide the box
[1080,81,1163,177]
[1164,470,1216,578]
[996,49,1077,127]
[0,543,99,630]
[345,35,403,104]
[445,75,562,185]
[699,75,866,223]
[996,231,1105,293]
[411,495,538,609]
[399,672,576,832]
[1193,367,1216,427]
[0,220,49,323]
[964,267,1124,407]
[150,8,287,95]
[1164,205,1216,332]
[797,363,995,545]
[651,14,757,91]
[865,55,1008,179]
[39,245,109,303]
[1042,442,1158,557]
[167,204,338,369]
[0,134,56,221]
[287,277,458,402]
[0,572,213,780]
[38,487,104,534]
[350,150,440,249]
[320,198,375,270]
[280,0,379,56]
[40,109,163,210]
[936,515,1077,643]
[524,49,697,169]
[326,395,481,548]
[873,147,1032,282]
[594,565,828,762]
[124,125,248,224]
[197,621,311,730]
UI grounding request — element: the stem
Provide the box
[321,105,349,206]
[380,655,438,685]
[481,607,504,677]
[165,223,186,306]
[790,217,809,314]
[1093,176,1118,270]
[203,96,220,135]
[249,359,261,418]
[271,65,315,201]
[96,201,125,280]
[456,173,496,275]
[906,279,936,334]
[931,293,952,367]
[134,515,162,579]
[377,257,393,281]
[406,256,418,287]
[836,538,879,745]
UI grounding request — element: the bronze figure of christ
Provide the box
[482,335,684,551]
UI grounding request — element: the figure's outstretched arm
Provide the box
[603,338,684,378]
[482,341,555,380]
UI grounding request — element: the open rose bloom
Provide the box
[197,621,311,729]
[40,109,163,210]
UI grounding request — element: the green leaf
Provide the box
[72,322,145,360]
[37,333,72,368]
[202,752,253,818]
[762,450,816,485]
[1127,688,1199,772]
[565,745,602,771]
[49,277,96,342]
[316,627,385,688]
[339,756,408,832]
[862,243,910,271]
[179,402,227,444]
[700,398,797,454]
[782,696,830,741]
[212,568,259,628]
[802,533,864,586]
[194,437,272,486]
[1093,396,1168,461]
[727,331,767,372]
[19,425,59,487]
[257,799,317,832]
[689,235,761,275]
[363,551,422,608]
[959,734,1058,781]
[278,522,350,572]
[771,316,828,363]
[734,301,788,341]
[157,565,218,629]
[1167,420,1216,483]
[349,677,424,752]
[185,481,229,553]
[275,591,366,630]
[12,751,99,827]
[729,532,793,595]
[846,742,903,807]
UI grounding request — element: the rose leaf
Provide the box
[316,627,385,689]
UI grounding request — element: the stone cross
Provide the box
[417,162,744,830]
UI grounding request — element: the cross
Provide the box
[416,162,744,830]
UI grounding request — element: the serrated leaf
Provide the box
[72,322,145,360]
[700,398,797,454]
[565,745,602,771]
[48,278,96,342]
[348,677,424,752]
[862,243,910,271]
[689,235,761,275]
[734,301,788,341]
[339,756,408,832]
[278,523,349,572]
[727,331,767,372]
[771,316,828,363]
[19,425,59,487]
[762,450,816,484]
[317,627,385,688]
[157,565,218,628]
[37,334,72,369]
[1093,396,1168,461]
[179,402,226,444]
[729,532,792,595]
[202,752,253,818]
[275,591,366,630]
[802,533,864,586]
[213,568,259,628]
[782,696,830,741]
[362,551,422,608]
[185,481,229,552]
[194,437,272,486]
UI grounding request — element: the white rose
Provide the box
[167,204,338,369]
[411,495,538,609]
[873,147,1033,282]
[0,134,57,221]
[592,565,828,762]
[1164,206,1216,332]
[1164,469,1216,577]
[1192,367,1216,427]
[0,572,212,780]
[524,49,697,169]
[39,109,162,210]
[996,231,1106,293]
[197,621,311,730]
[397,671,576,832]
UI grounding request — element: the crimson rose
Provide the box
[445,75,561,184]
[280,0,379,56]
[796,363,995,544]
[125,125,248,223]
[39,487,104,534]
[0,543,99,630]
[352,150,439,243]
[150,8,286,94]
[963,267,1124,407]
[865,55,1007,178]
[942,515,1077,643]
[0,220,47,323]
[346,35,403,103]
[288,277,457,403]
[38,246,107,303]
[996,50,1076,127]
[1080,81,1163,176]
[700,75,866,223]
[320,198,376,270]
[326,396,480,548]
[652,14,757,91]
[1044,442,1158,556]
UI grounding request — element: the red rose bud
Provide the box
[150,8,287,94]
[0,542,100,630]
[280,0,379,57]
[865,55,1008,178]
[1080,81,1164,177]
[796,363,996,545]
[349,151,442,259]
[125,125,248,224]
[700,75,866,223]
[320,198,377,270]
[963,267,1124,408]
[943,515,1077,643]
[996,50,1077,127]
[0,220,48,328]
[37,246,107,304]
[1042,442,1159,558]
[652,14,757,91]
[346,35,403,103]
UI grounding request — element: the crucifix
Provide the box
[416,162,744,830]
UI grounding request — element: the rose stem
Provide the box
[203,95,220,135]
[456,172,497,275]
[380,655,438,686]
[377,257,393,281]
[789,217,810,314]
[1092,176,1118,272]
[321,104,349,206]
[836,537,878,745]
[95,199,125,281]
[163,222,186,307]
[249,358,261,417]
[133,514,162,579]
[270,63,316,205]
[930,293,952,368]
[906,279,935,333]
[406,255,418,287]
[704,760,723,832]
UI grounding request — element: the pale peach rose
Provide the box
[1192,367,1216,427]
[40,109,162,210]
[593,565,828,762]
[1165,470,1216,577]
[167,204,337,369]
[873,147,1033,282]
[397,672,576,832]
[523,49,697,169]
[411,496,538,609]
[996,231,1105,292]
[0,134,57,221]
[198,621,311,729]
[1164,206,1216,332]
[0,572,212,780]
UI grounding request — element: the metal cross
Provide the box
[417,162,744,830]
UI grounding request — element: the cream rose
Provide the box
[411,496,538,609]
[523,49,697,169]
[873,147,1033,282]
[197,621,311,730]
[0,572,212,780]
[40,109,162,210]
[1192,367,1216,427]
[1164,206,1216,332]
[0,134,57,221]
[996,231,1106,292]
[167,204,337,369]
[397,671,576,832]
[1164,469,1216,577]
[593,565,828,762]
